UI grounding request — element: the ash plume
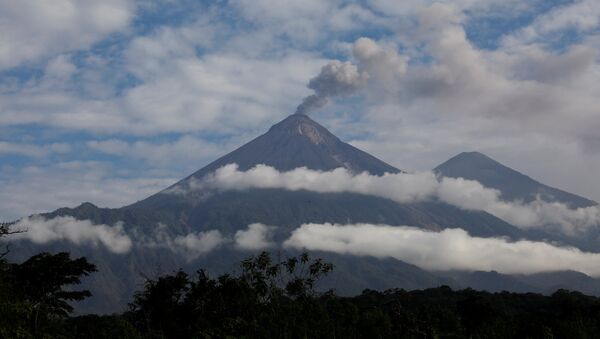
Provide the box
[295,60,368,115]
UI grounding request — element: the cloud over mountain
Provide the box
[284,223,600,276]
[187,164,600,235]
[9,215,131,254]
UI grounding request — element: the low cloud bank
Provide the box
[171,230,225,259]
[10,216,132,254]
[6,216,276,259]
[184,164,600,235]
[234,223,275,250]
[141,222,275,259]
[136,223,226,260]
[284,223,600,276]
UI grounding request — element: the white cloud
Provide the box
[232,0,382,45]
[87,136,228,167]
[0,141,71,158]
[9,215,131,254]
[133,223,226,260]
[0,51,325,135]
[0,0,135,70]
[171,230,225,260]
[284,223,600,276]
[0,161,176,221]
[140,223,273,259]
[502,0,600,47]
[234,223,275,250]
[185,164,600,235]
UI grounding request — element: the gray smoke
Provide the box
[295,60,368,115]
[295,37,408,115]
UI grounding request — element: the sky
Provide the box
[1,0,600,221]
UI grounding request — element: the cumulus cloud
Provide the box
[183,164,600,235]
[0,161,175,221]
[284,223,600,276]
[86,135,227,167]
[0,141,71,158]
[502,0,600,46]
[234,223,275,250]
[0,0,135,70]
[8,215,131,254]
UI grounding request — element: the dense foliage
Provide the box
[3,242,600,338]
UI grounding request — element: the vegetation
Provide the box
[2,223,600,338]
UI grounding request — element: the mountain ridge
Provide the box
[435,151,597,208]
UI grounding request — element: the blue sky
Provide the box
[1,0,600,220]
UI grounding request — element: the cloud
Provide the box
[192,163,437,203]
[87,136,227,167]
[0,161,176,221]
[502,0,600,47]
[139,223,273,259]
[171,230,226,260]
[8,215,131,254]
[0,0,135,70]
[232,0,383,46]
[132,223,226,260]
[0,141,71,158]
[234,223,275,250]
[184,164,600,235]
[284,223,600,276]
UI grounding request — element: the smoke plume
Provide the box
[295,60,368,115]
[295,37,408,115]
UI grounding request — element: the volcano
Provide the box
[9,114,600,313]
[435,151,596,208]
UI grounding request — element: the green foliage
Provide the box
[0,252,97,337]
[11,252,97,316]
[4,249,600,338]
[126,251,334,338]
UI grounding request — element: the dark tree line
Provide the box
[3,222,600,338]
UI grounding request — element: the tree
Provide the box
[128,251,335,338]
[0,221,23,259]
[10,252,97,333]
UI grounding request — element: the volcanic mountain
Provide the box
[9,113,600,313]
[435,151,597,208]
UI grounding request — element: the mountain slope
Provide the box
[435,152,596,208]
[134,113,400,211]
[9,115,595,314]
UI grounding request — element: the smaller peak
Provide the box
[455,151,491,159]
[77,202,98,209]
[447,151,500,165]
